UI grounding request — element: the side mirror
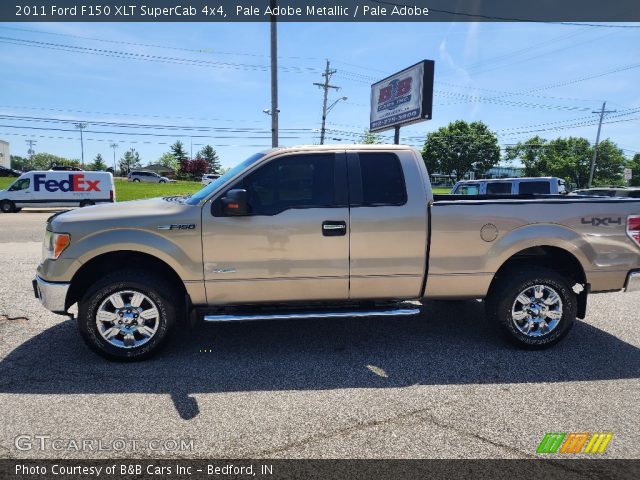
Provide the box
[220,189,248,216]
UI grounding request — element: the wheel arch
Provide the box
[489,245,588,318]
[66,250,189,311]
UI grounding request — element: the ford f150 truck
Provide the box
[33,145,640,360]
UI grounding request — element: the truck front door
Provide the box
[201,152,350,304]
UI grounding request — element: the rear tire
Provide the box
[0,200,16,213]
[486,267,576,349]
[79,200,95,207]
[77,270,180,361]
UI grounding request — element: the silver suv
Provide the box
[128,170,169,183]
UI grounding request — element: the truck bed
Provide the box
[425,194,640,299]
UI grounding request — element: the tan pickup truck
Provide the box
[33,145,640,360]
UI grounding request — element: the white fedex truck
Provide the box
[0,171,115,213]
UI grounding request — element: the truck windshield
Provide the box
[185,152,266,205]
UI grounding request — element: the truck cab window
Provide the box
[519,181,550,194]
[238,154,335,216]
[486,182,512,195]
[457,184,480,195]
[359,153,406,206]
[9,178,30,191]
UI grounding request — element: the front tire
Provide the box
[133,178,140,183]
[486,267,577,349]
[78,270,180,361]
[0,200,16,213]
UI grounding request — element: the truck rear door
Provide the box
[347,151,429,299]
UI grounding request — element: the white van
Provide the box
[450,177,566,196]
[0,170,115,213]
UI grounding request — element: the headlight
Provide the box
[43,230,71,260]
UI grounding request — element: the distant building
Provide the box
[144,163,175,178]
[0,140,9,168]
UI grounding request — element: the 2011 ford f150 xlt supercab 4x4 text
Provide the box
[33,145,640,360]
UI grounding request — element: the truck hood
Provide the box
[50,197,198,231]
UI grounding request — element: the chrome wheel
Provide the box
[96,290,160,349]
[511,284,563,337]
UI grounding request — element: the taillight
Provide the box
[628,215,640,248]
[110,189,114,202]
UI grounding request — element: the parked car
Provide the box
[202,173,220,185]
[33,145,640,360]
[0,166,21,177]
[451,177,566,195]
[128,170,169,183]
[570,187,640,198]
[0,170,115,212]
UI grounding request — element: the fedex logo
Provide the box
[33,174,101,192]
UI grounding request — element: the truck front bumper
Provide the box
[33,275,70,314]
[624,271,640,293]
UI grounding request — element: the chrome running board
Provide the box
[203,308,420,322]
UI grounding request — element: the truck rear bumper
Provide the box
[624,271,640,292]
[33,275,69,314]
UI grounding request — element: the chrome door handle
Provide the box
[322,221,347,236]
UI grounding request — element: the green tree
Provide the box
[198,145,221,174]
[119,149,142,176]
[591,139,626,186]
[504,136,548,177]
[170,141,188,162]
[360,130,382,144]
[158,152,178,172]
[10,155,29,171]
[29,153,80,170]
[422,120,500,180]
[627,153,640,187]
[87,153,107,171]
[506,137,625,188]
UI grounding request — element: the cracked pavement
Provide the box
[0,211,639,459]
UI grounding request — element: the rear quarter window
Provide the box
[358,153,407,206]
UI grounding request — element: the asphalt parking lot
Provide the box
[0,210,638,459]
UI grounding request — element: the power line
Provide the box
[0,25,322,61]
[0,114,314,133]
[0,104,267,124]
[0,36,321,75]
[0,124,314,140]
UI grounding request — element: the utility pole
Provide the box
[25,139,37,160]
[314,60,340,145]
[74,122,88,168]
[587,101,616,188]
[110,143,119,175]
[270,0,279,148]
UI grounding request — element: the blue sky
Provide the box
[0,21,638,169]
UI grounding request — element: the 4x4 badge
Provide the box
[581,217,622,226]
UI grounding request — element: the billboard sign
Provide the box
[370,60,434,132]
[624,168,632,181]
